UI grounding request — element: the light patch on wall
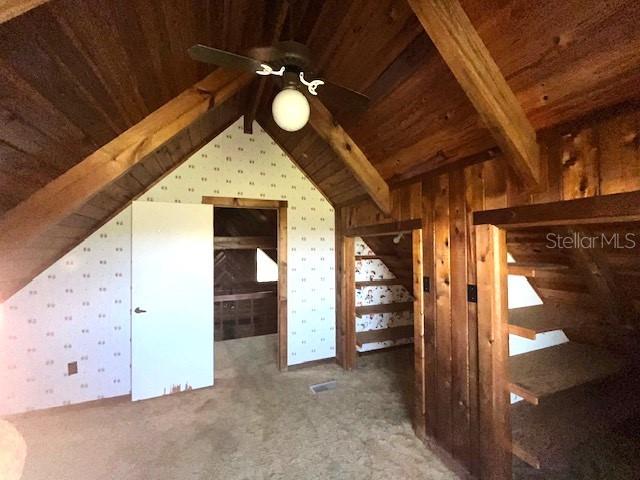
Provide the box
[507,253,568,404]
[256,248,278,283]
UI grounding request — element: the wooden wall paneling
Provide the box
[591,107,640,195]
[560,129,601,200]
[277,203,288,371]
[412,228,426,439]
[433,173,453,450]
[463,163,484,477]
[448,169,471,467]
[392,182,423,221]
[475,224,510,480]
[421,178,437,438]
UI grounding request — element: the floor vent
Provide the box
[309,380,337,394]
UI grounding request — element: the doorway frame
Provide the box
[338,218,426,436]
[202,196,288,371]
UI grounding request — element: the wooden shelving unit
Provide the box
[509,342,624,405]
[511,373,639,470]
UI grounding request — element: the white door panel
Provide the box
[131,201,214,401]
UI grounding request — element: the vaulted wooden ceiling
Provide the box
[1,0,640,300]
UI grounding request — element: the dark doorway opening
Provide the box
[213,207,278,341]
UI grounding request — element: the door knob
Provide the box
[134,307,147,314]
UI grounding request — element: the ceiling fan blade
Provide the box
[246,46,283,64]
[315,79,370,113]
[188,44,263,73]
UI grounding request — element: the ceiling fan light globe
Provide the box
[272,88,310,132]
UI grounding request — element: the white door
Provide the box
[131,201,214,401]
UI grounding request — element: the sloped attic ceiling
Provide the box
[2,0,640,301]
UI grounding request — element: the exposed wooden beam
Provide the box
[214,236,276,250]
[0,0,49,24]
[244,0,290,134]
[407,0,540,187]
[308,98,392,216]
[474,190,640,228]
[0,70,252,255]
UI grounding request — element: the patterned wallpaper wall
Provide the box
[354,238,412,352]
[0,210,132,415]
[0,119,336,415]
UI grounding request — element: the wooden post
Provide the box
[412,228,426,438]
[475,224,511,480]
[343,236,357,370]
[277,204,288,371]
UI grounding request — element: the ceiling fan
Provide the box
[187,40,370,132]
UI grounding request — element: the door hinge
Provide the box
[467,284,478,303]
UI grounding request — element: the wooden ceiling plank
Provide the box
[309,98,391,216]
[0,0,49,24]
[244,0,290,134]
[0,70,252,252]
[407,0,540,187]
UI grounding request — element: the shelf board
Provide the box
[511,373,640,471]
[355,255,380,260]
[355,301,413,316]
[355,278,401,288]
[508,302,598,340]
[356,324,413,347]
[509,342,624,405]
[508,262,569,277]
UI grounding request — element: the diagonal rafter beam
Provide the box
[0,0,50,24]
[0,69,252,253]
[408,0,540,188]
[308,97,391,216]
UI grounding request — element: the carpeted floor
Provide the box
[8,335,458,480]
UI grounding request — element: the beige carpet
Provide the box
[8,335,458,480]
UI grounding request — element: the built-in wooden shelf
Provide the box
[355,278,400,287]
[508,303,598,340]
[355,302,413,317]
[356,324,414,347]
[507,262,569,277]
[509,342,624,406]
[511,372,639,471]
[355,255,380,260]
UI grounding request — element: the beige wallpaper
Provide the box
[0,119,336,415]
